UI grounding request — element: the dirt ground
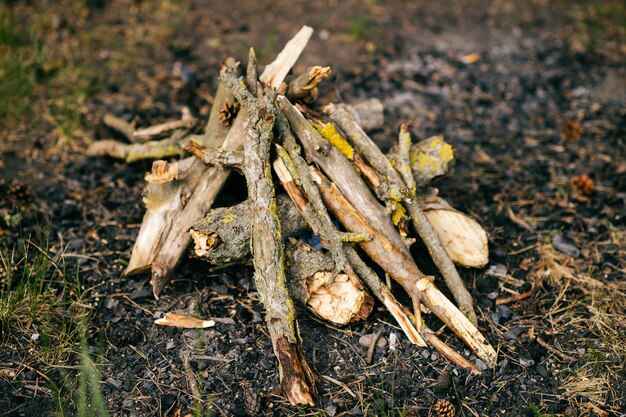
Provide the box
[1,0,625,416]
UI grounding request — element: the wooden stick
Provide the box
[287,66,331,104]
[260,26,313,89]
[325,103,477,324]
[220,66,315,405]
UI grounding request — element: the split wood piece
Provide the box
[388,134,454,188]
[155,312,215,329]
[419,196,489,268]
[126,59,238,277]
[310,167,497,368]
[259,26,314,89]
[150,28,315,295]
[133,117,200,142]
[220,66,315,405]
[326,104,477,324]
[287,66,331,104]
[272,154,424,347]
[103,113,135,142]
[125,160,183,275]
[285,239,373,326]
[190,194,309,264]
[344,98,384,132]
[276,95,411,259]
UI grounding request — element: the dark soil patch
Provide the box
[1,0,625,416]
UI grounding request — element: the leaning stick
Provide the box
[326,104,477,324]
[310,167,497,368]
[272,155,425,347]
[220,66,316,405]
[276,96,411,258]
[150,29,315,296]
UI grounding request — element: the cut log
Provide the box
[219,66,316,405]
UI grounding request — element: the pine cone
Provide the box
[219,102,239,126]
[434,399,455,417]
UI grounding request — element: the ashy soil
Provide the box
[1,0,625,416]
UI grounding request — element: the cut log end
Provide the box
[306,271,373,325]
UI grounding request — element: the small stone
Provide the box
[325,404,337,417]
[535,364,548,377]
[503,327,525,340]
[359,333,387,348]
[165,340,176,350]
[552,234,580,258]
[475,359,488,372]
[519,357,535,367]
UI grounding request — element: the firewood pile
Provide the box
[88,26,496,405]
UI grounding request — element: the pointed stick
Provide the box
[325,103,477,324]
[260,26,314,89]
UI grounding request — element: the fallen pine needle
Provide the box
[155,313,216,329]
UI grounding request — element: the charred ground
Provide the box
[0,0,625,416]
